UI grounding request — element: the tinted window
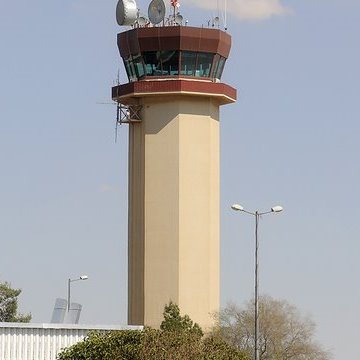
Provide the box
[215,57,226,79]
[197,53,214,77]
[124,57,137,82]
[211,54,220,78]
[180,52,197,76]
[132,54,145,79]
[160,51,179,76]
[143,51,162,76]
[123,51,223,81]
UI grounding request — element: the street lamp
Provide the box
[67,275,88,311]
[231,204,283,360]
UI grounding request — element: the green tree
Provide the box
[142,327,248,360]
[57,330,142,360]
[0,281,31,323]
[213,295,331,360]
[202,335,250,360]
[160,301,203,337]
[57,302,249,360]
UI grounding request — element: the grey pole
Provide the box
[67,276,88,312]
[231,204,283,360]
[254,212,259,360]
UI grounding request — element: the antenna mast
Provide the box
[171,0,180,22]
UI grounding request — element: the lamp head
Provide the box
[231,204,244,211]
[79,275,88,280]
[271,206,283,213]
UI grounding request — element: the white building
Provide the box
[0,322,142,360]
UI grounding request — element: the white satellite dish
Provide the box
[137,16,147,26]
[175,14,183,25]
[116,0,138,26]
[148,0,166,25]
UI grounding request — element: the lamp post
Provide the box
[67,275,88,311]
[231,204,283,360]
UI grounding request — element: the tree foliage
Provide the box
[57,330,142,360]
[57,302,249,360]
[0,281,31,323]
[212,295,331,360]
[160,301,203,337]
[142,327,248,360]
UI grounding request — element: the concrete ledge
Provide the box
[112,79,237,105]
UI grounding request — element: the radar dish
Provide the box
[175,14,183,25]
[116,0,138,26]
[148,0,166,25]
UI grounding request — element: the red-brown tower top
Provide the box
[112,25,236,106]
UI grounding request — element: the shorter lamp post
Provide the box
[231,204,283,360]
[67,275,88,311]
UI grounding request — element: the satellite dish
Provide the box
[116,0,138,26]
[213,16,220,27]
[175,14,183,25]
[137,16,147,26]
[148,0,166,25]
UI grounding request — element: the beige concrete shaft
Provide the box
[128,95,220,330]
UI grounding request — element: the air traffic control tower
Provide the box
[112,0,236,329]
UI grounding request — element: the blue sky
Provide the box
[1,0,359,358]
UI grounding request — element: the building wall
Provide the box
[128,95,220,330]
[0,323,142,360]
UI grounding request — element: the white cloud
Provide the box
[180,0,291,21]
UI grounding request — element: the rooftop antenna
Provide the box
[223,0,228,30]
[96,71,123,143]
[116,68,120,85]
[211,0,220,28]
[175,13,183,25]
[116,0,138,26]
[114,72,122,143]
[212,16,220,28]
[170,0,180,23]
[137,16,148,26]
[148,0,166,25]
[115,102,121,143]
[95,100,122,143]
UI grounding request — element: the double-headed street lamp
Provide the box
[67,275,88,311]
[231,204,283,360]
